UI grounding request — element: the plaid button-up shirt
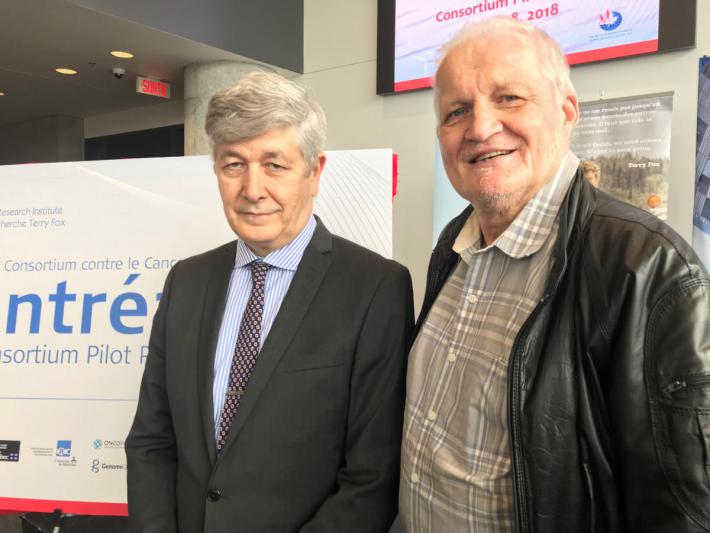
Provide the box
[400,153,580,532]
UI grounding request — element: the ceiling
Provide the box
[0,0,277,127]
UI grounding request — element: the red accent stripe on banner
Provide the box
[392,153,398,199]
[394,76,432,92]
[394,40,658,91]
[567,39,658,65]
[0,497,127,516]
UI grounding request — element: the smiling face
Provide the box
[435,33,578,220]
[214,126,324,256]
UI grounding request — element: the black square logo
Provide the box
[0,440,20,462]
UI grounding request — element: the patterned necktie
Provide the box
[216,260,271,453]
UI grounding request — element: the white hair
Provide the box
[435,16,575,102]
[205,71,327,172]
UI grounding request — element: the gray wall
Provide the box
[0,115,84,165]
[68,0,303,72]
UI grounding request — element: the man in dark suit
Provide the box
[125,71,414,533]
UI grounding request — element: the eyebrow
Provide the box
[217,149,287,161]
[262,151,287,160]
[492,80,531,93]
[217,149,243,161]
[443,98,471,108]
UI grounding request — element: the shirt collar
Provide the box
[454,152,579,261]
[234,215,317,271]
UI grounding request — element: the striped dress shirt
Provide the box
[212,215,316,436]
[400,153,580,532]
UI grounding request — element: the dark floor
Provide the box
[0,513,404,532]
[0,515,20,533]
[0,514,130,533]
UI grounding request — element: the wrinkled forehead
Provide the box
[438,32,540,77]
[435,33,556,103]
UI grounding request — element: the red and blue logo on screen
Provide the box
[599,10,623,31]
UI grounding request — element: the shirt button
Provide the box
[467,294,478,304]
[411,472,420,484]
[447,350,457,363]
[207,488,222,502]
[427,409,437,421]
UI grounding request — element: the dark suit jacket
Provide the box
[125,219,414,533]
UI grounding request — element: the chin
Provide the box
[473,189,525,214]
[242,229,277,242]
[231,221,269,238]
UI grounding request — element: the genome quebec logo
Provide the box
[91,458,126,473]
[599,9,623,31]
[0,440,20,462]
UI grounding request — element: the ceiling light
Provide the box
[55,68,77,75]
[110,50,134,59]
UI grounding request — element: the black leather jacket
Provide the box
[417,169,710,532]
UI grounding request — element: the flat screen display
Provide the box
[377,0,696,94]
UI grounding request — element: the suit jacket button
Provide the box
[207,488,222,502]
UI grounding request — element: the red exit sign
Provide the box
[135,76,171,99]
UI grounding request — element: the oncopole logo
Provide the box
[92,439,124,449]
[599,9,623,31]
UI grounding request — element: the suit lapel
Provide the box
[196,242,237,466]
[219,220,333,457]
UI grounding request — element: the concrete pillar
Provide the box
[183,61,275,155]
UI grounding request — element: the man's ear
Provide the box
[309,152,326,197]
[562,92,580,133]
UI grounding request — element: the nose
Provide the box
[464,102,503,143]
[241,165,266,202]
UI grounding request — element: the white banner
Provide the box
[0,151,393,514]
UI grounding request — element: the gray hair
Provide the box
[205,71,327,172]
[436,16,575,102]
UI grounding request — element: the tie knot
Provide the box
[250,260,270,284]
